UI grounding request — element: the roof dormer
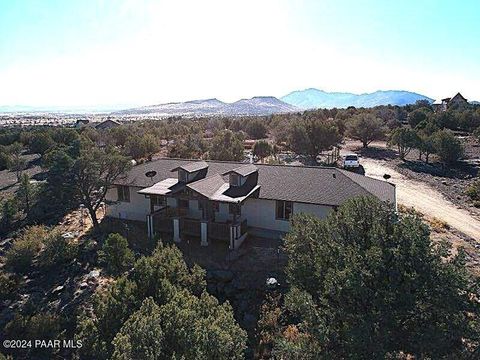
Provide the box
[171,161,208,183]
[223,164,258,187]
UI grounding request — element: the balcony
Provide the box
[147,206,248,249]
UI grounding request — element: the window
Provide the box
[229,203,241,216]
[276,200,292,220]
[178,199,189,209]
[117,185,130,202]
[178,170,187,183]
[198,201,205,211]
[230,173,240,186]
[151,195,166,207]
[212,202,219,212]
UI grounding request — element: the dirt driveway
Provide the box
[361,157,480,240]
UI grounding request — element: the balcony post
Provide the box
[147,214,153,240]
[201,221,208,246]
[173,217,181,243]
[229,222,241,250]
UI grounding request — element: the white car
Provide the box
[343,154,360,169]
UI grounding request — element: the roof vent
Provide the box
[332,173,336,179]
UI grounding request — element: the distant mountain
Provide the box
[113,96,299,117]
[0,104,137,114]
[281,88,433,109]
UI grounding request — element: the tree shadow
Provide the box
[397,160,478,180]
[356,146,398,161]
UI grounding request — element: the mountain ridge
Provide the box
[281,88,434,109]
[113,96,299,117]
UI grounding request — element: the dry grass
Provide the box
[398,204,424,218]
[428,217,451,233]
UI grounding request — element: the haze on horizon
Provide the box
[0,0,479,108]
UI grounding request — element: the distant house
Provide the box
[75,119,90,128]
[74,118,121,130]
[243,139,256,150]
[105,159,396,249]
[433,92,468,112]
[95,119,121,130]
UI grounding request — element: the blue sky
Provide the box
[0,0,479,107]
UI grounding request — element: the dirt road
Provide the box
[361,158,480,240]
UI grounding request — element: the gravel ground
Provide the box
[342,139,480,218]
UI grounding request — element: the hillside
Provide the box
[113,96,299,117]
[281,88,433,109]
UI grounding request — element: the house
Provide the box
[105,159,396,250]
[433,92,468,112]
[74,118,122,130]
[95,119,121,130]
[74,119,90,128]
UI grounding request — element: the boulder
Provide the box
[266,277,279,290]
[52,285,64,295]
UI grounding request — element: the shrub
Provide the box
[4,312,61,359]
[347,113,386,147]
[389,127,419,160]
[253,140,273,161]
[5,226,47,274]
[466,180,480,202]
[208,130,244,161]
[1,197,19,231]
[279,197,480,358]
[433,130,464,165]
[77,244,212,359]
[246,119,268,139]
[99,233,134,275]
[0,150,11,170]
[111,291,246,360]
[429,217,450,232]
[408,109,428,127]
[38,230,78,269]
[0,272,19,301]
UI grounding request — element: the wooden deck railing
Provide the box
[181,218,201,237]
[209,221,230,241]
[150,207,246,242]
[154,217,173,233]
[240,219,248,236]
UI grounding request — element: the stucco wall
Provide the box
[242,198,290,232]
[242,198,333,233]
[294,202,333,219]
[106,186,150,222]
[105,186,334,234]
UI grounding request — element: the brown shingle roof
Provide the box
[223,164,258,177]
[118,158,395,206]
[170,161,208,173]
[187,174,226,199]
